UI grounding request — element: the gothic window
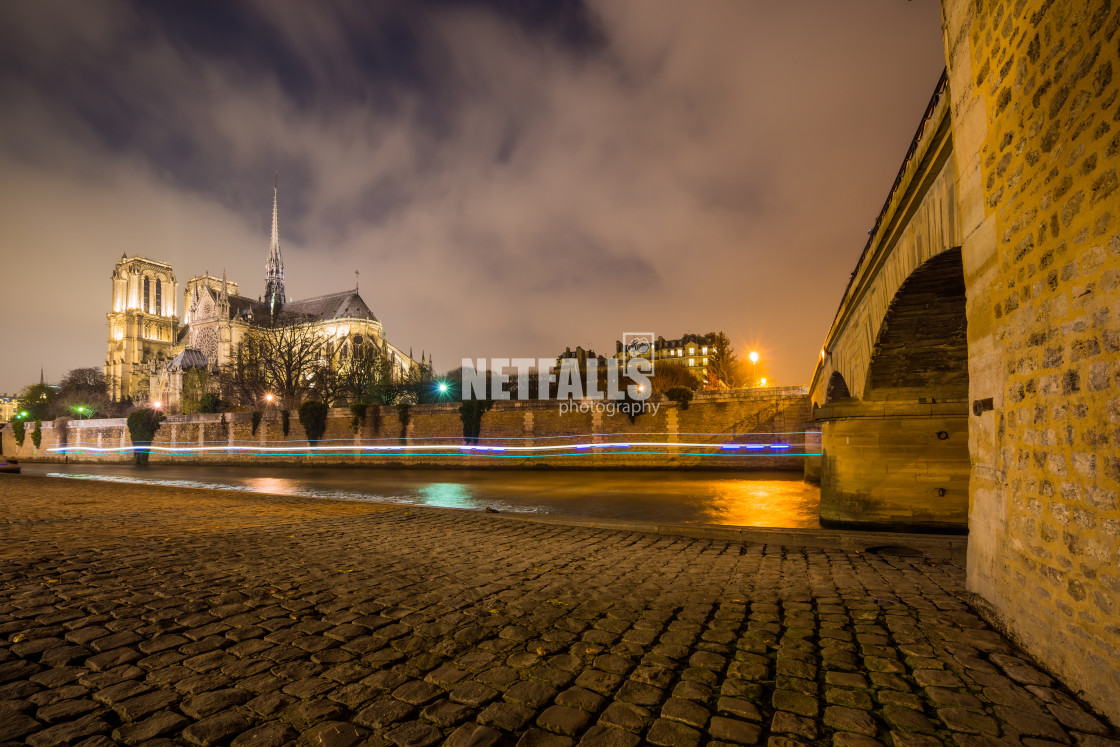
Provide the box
[197,328,219,364]
[155,279,162,315]
[143,276,150,313]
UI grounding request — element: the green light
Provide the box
[437,381,449,394]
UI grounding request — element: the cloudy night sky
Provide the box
[0,0,946,394]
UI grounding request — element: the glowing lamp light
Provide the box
[437,381,449,394]
[264,393,274,403]
[19,410,28,419]
[151,401,162,410]
[760,378,767,386]
[748,351,759,364]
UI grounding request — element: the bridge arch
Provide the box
[824,371,851,403]
[863,248,968,402]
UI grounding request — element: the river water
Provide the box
[21,463,821,528]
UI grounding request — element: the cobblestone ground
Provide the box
[0,474,1115,747]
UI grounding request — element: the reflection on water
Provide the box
[243,477,301,496]
[418,483,474,510]
[28,463,820,528]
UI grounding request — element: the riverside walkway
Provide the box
[0,475,1114,746]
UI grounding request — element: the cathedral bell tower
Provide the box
[105,255,178,401]
[264,177,286,315]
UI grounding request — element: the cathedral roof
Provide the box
[167,348,209,371]
[227,295,269,321]
[186,288,378,326]
[284,291,378,322]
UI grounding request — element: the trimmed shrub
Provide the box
[12,419,25,447]
[349,403,367,433]
[397,404,410,440]
[30,420,42,449]
[198,392,223,413]
[127,408,164,465]
[624,391,643,423]
[55,417,70,447]
[666,386,694,410]
[459,399,494,445]
[370,405,382,436]
[299,400,329,445]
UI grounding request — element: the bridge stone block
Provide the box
[817,400,969,531]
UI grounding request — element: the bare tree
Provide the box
[307,338,348,406]
[649,361,702,394]
[221,312,323,409]
[220,342,269,408]
[56,368,113,418]
[344,340,406,404]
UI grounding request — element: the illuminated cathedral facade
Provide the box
[105,185,425,405]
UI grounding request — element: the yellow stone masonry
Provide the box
[943,0,1120,721]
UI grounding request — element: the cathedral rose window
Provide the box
[197,328,218,364]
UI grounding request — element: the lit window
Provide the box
[689,358,695,366]
[703,357,708,365]
[702,346,708,354]
[689,348,695,355]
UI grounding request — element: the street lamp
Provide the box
[748,351,759,387]
[151,401,162,411]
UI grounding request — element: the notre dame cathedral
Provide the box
[104,184,426,406]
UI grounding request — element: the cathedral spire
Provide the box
[264,174,286,315]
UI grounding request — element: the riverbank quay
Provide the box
[0,390,818,472]
[0,475,1114,746]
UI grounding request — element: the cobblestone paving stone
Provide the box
[0,474,1117,747]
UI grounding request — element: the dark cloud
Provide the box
[0,0,945,392]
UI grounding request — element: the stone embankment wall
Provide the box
[1,389,813,470]
[943,0,1120,721]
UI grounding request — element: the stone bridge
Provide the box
[808,72,973,531]
[808,0,1120,722]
